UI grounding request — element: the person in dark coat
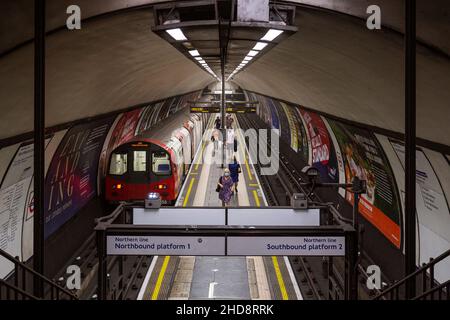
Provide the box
[228,156,241,194]
[214,116,221,130]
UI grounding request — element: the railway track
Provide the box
[238,114,390,300]
[53,202,151,300]
[237,114,326,300]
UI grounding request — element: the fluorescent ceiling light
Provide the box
[214,90,233,94]
[241,61,248,65]
[195,57,202,61]
[243,56,253,61]
[166,28,187,41]
[253,42,268,51]
[247,50,258,57]
[261,29,283,42]
[189,50,200,57]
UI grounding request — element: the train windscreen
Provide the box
[152,151,171,175]
[109,153,127,175]
[133,151,147,172]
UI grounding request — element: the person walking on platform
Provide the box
[214,116,221,130]
[217,168,234,206]
[228,156,241,194]
[226,114,234,129]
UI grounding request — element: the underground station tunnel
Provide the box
[0,0,449,311]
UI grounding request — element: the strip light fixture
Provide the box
[227,29,284,81]
[189,50,200,57]
[166,28,187,41]
[261,29,284,42]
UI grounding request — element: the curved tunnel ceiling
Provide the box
[233,6,450,146]
[0,8,212,140]
[0,1,449,146]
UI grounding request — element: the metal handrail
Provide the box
[373,248,450,300]
[0,279,38,300]
[412,280,450,301]
[0,248,78,300]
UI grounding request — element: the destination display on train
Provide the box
[227,236,346,256]
[107,236,226,256]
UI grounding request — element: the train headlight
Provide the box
[145,192,161,209]
[156,184,167,190]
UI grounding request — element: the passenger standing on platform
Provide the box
[214,116,221,130]
[226,129,235,162]
[218,168,234,206]
[228,156,241,194]
[211,129,220,157]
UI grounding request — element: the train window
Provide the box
[133,151,147,172]
[152,151,171,175]
[109,153,127,175]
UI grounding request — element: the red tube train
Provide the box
[105,108,209,204]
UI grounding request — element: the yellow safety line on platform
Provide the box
[252,190,260,207]
[272,256,289,300]
[195,142,206,171]
[151,256,170,300]
[183,178,195,207]
[249,183,259,187]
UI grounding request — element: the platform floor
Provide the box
[138,115,301,300]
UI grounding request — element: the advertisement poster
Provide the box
[275,100,290,144]
[44,118,113,238]
[254,93,270,126]
[390,140,449,218]
[280,102,301,152]
[299,110,339,183]
[107,108,143,153]
[389,140,450,281]
[135,104,157,136]
[0,140,50,278]
[156,98,174,122]
[168,96,181,115]
[148,102,164,129]
[267,98,280,131]
[328,121,402,248]
[0,178,31,278]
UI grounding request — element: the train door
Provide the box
[128,143,151,199]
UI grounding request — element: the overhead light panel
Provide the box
[247,50,258,57]
[261,29,283,42]
[253,42,268,51]
[243,56,253,61]
[195,57,202,61]
[166,28,187,41]
[189,50,200,57]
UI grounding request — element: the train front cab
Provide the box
[105,141,177,204]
